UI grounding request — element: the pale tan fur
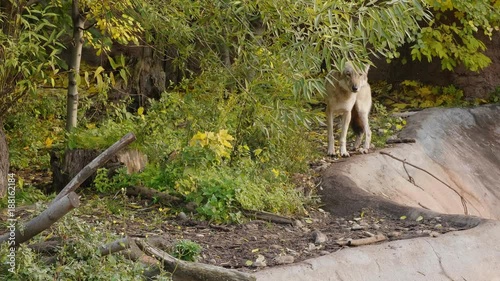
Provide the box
[325,62,372,157]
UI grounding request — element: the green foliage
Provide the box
[4,88,66,169]
[376,80,471,111]
[171,240,202,262]
[0,185,48,211]
[0,215,171,280]
[489,87,500,104]
[0,2,65,118]
[410,0,500,71]
[93,168,131,193]
[370,102,407,147]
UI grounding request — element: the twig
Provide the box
[402,160,424,191]
[380,151,468,215]
[336,234,387,247]
[244,210,294,225]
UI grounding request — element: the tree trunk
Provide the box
[51,132,136,203]
[0,119,8,198]
[66,0,85,131]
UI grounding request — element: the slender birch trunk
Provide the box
[66,0,85,131]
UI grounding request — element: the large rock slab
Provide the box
[321,105,500,219]
[254,220,500,281]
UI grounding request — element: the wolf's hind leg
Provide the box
[326,107,336,156]
[358,112,371,154]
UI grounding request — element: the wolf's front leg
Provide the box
[326,108,336,156]
[339,111,351,157]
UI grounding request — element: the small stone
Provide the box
[270,244,283,250]
[429,231,440,237]
[264,234,279,240]
[320,250,330,255]
[434,223,443,229]
[274,255,294,265]
[388,231,401,238]
[351,223,366,231]
[177,212,188,221]
[209,259,217,264]
[363,231,375,237]
[372,223,381,230]
[244,223,259,231]
[307,243,316,251]
[196,234,205,237]
[312,230,328,244]
[286,248,299,256]
[294,220,304,228]
[253,254,267,267]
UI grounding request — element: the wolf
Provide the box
[325,61,372,157]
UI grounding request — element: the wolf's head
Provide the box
[341,62,370,93]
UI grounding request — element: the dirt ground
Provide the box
[76,161,471,273]
[4,157,474,274]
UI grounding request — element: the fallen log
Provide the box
[51,132,136,203]
[0,192,80,245]
[135,238,256,281]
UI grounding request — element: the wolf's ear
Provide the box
[364,64,370,73]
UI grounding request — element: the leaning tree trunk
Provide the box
[0,120,8,198]
[65,0,85,131]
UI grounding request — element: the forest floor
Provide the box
[3,155,473,274]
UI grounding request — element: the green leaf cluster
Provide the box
[410,0,500,71]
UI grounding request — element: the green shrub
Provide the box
[171,240,202,262]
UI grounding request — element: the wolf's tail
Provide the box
[350,103,364,135]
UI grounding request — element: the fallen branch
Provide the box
[126,185,182,205]
[380,151,468,215]
[244,210,294,225]
[99,237,132,256]
[386,138,416,144]
[336,234,387,247]
[135,238,255,281]
[0,192,80,245]
[52,132,136,204]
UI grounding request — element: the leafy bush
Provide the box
[171,240,202,262]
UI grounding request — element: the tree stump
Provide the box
[50,148,147,194]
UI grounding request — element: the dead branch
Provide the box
[386,138,416,144]
[135,238,256,281]
[99,237,132,256]
[336,234,387,247]
[52,132,136,203]
[244,210,294,225]
[380,151,468,215]
[0,192,80,245]
[126,185,182,205]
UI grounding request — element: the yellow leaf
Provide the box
[45,137,53,148]
[272,168,280,177]
[94,66,105,78]
[251,248,259,253]
[137,106,144,116]
[189,131,207,147]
